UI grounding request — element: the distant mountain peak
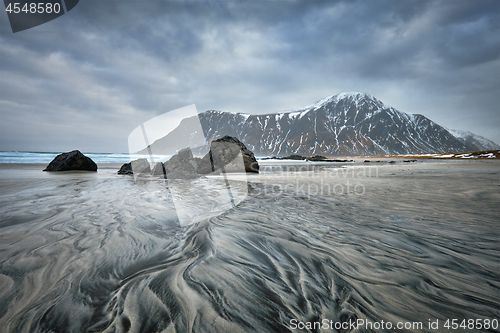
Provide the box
[286,92,385,114]
[334,91,373,100]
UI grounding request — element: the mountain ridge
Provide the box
[445,128,499,151]
[140,92,498,156]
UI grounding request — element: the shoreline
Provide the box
[0,158,498,170]
[0,154,498,332]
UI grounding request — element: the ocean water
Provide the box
[0,161,499,332]
[0,151,172,164]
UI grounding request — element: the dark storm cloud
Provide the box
[0,0,498,152]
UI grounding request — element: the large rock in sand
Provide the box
[151,162,166,176]
[119,136,259,179]
[164,147,199,179]
[43,150,97,172]
[162,136,259,178]
[209,136,259,173]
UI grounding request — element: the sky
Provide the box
[0,0,499,153]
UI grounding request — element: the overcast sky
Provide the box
[1,0,499,153]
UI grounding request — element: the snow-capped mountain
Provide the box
[142,92,497,156]
[446,129,499,151]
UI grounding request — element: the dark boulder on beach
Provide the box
[151,162,166,176]
[164,148,199,179]
[43,150,97,172]
[117,158,151,175]
[162,136,259,178]
[193,156,213,174]
[209,136,259,173]
[283,154,306,160]
[308,155,328,161]
[117,163,133,175]
[164,147,194,172]
[167,166,198,179]
[121,136,259,179]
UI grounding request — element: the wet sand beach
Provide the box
[0,160,499,332]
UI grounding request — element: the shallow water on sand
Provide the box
[0,161,499,333]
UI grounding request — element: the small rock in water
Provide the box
[43,150,97,172]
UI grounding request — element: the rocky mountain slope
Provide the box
[142,92,497,156]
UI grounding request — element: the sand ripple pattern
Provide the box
[0,167,499,332]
